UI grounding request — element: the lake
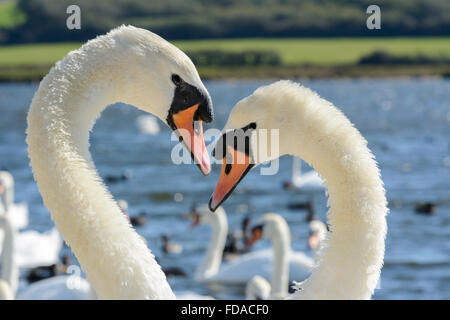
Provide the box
[0,78,449,299]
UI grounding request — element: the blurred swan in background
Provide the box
[137,114,160,135]
[11,228,62,269]
[245,214,310,299]
[0,171,28,229]
[245,275,271,300]
[26,26,213,299]
[16,275,95,300]
[0,171,64,269]
[0,212,92,300]
[283,157,324,192]
[208,81,388,299]
[192,205,312,285]
[0,215,18,298]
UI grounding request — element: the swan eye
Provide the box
[171,74,183,86]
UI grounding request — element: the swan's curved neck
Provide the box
[269,221,290,299]
[0,181,13,213]
[0,216,17,295]
[26,39,174,299]
[281,91,388,299]
[196,211,228,281]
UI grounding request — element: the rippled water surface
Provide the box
[0,78,449,299]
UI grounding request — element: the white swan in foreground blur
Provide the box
[26,26,213,299]
[192,205,312,285]
[209,81,388,299]
[0,171,28,229]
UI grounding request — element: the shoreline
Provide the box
[0,64,449,82]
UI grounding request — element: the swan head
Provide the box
[209,80,306,210]
[246,213,289,247]
[110,26,213,175]
[189,204,226,227]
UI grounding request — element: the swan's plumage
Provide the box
[26,26,211,299]
[217,81,388,299]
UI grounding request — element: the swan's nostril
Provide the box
[225,163,232,175]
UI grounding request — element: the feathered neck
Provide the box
[196,209,228,281]
[266,216,290,299]
[275,83,388,299]
[26,29,174,299]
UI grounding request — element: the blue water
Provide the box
[0,78,449,299]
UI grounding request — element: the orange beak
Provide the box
[209,145,254,212]
[172,104,211,176]
[308,232,320,250]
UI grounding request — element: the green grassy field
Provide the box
[176,37,450,65]
[0,37,449,80]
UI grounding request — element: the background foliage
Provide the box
[1,0,449,43]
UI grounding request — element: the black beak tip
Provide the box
[208,197,216,212]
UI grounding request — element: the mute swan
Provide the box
[11,227,62,269]
[0,172,62,269]
[0,171,28,229]
[245,213,326,300]
[137,114,161,135]
[0,205,94,300]
[16,275,95,300]
[209,81,388,299]
[192,205,312,285]
[245,275,271,300]
[0,215,18,297]
[245,214,293,300]
[26,26,213,299]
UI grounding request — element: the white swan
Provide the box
[245,275,271,300]
[0,171,28,229]
[209,81,388,299]
[0,203,94,300]
[26,26,213,299]
[137,114,161,135]
[0,171,62,268]
[245,213,328,300]
[0,215,18,298]
[245,214,293,300]
[12,227,62,269]
[193,205,312,285]
[290,157,324,190]
[16,275,95,300]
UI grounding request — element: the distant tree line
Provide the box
[187,50,281,66]
[359,51,450,65]
[1,0,450,43]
